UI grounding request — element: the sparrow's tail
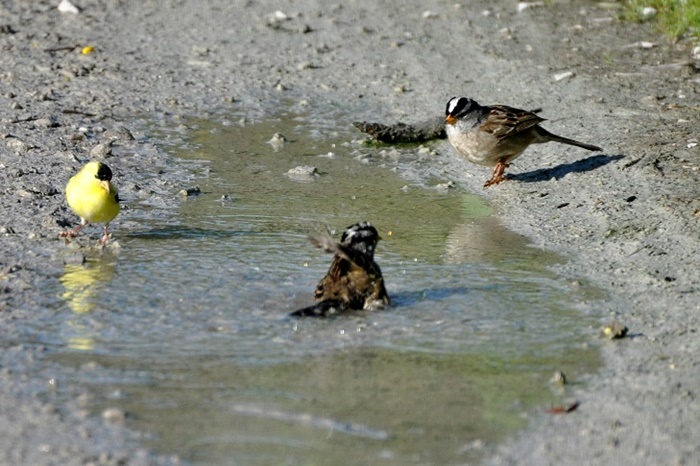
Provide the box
[289,300,347,318]
[543,130,602,152]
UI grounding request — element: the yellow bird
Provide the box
[61,161,120,245]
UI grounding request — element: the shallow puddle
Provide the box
[48,106,601,464]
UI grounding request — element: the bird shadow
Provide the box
[509,154,626,183]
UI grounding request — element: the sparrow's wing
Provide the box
[481,105,546,140]
[308,231,369,268]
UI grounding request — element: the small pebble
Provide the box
[269,10,288,22]
[104,126,134,142]
[554,71,575,81]
[550,371,568,385]
[286,165,319,179]
[692,46,700,60]
[641,6,657,18]
[178,187,201,196]
[623,41,656,49]
[191,45,209,57]
[266,10,289,28]
[31,183,58,196]
[518,2,544,13]
[499,27,514,39]
[35,117,58,128]
[3,264,21,274]
[101,407,126,424]
[435,181,455,192]
[6,138,29,153]
[90,141,112,158]
[602,321,628,339]
[267,132,287,151]
[57,0,80,14]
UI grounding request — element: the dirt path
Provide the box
[1,1,698,464]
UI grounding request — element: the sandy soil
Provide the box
[1,0,698,464]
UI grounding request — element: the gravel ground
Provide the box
[1,0,698,464]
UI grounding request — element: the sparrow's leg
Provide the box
[484,160,510,188]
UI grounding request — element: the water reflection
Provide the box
[444,217,552,265]
[60,260,116,315]
[59,258,117,351]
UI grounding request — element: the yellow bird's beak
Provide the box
[445,115,457,125]
[100,180,111,192]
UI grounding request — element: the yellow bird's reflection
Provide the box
[60,259,116,351]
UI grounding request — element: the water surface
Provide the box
[50,108,601,464]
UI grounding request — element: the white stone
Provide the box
[57,0,80,14]
[554,71,575,81]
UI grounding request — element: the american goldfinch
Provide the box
[61,161,120,244]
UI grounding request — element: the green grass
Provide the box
[622,0,700,39]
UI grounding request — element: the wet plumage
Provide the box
[290,222,390,317]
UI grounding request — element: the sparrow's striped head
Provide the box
[341,222,381,257]
[445,96,477,125]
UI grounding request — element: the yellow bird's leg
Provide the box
[98,224,111,245]
[60,218,89,239]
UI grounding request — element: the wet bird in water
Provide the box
[60,161,120,245]
[290,222,390,317]
[445,96,602,187]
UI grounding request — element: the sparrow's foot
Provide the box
[484,161,509,188]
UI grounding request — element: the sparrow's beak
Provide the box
[445,114,457,125]
[100,180,111,192]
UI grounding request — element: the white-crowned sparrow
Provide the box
[290,222,390,318]
[445,96,602,187]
